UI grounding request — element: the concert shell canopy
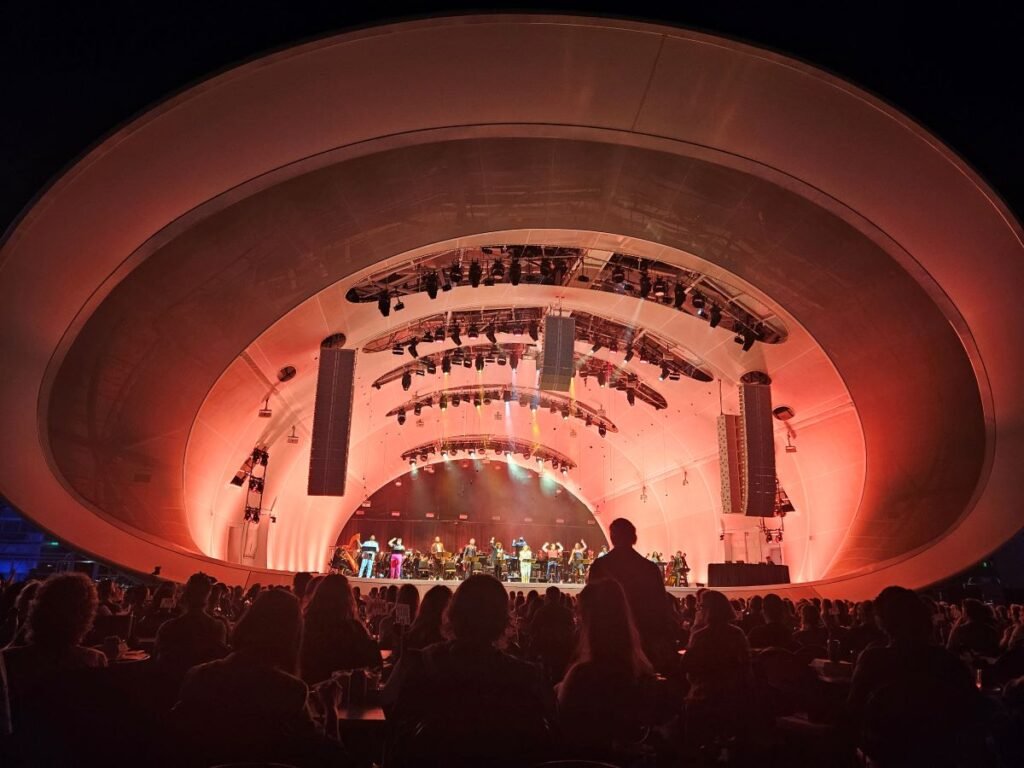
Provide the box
[1,16,1021,598]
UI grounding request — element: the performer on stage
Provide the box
[597,545,609,558]
[388,536,406,579]
[543,541,563,582]
[358,534,379,578]
[461,538,479,578]
[489,537,505,580]
[519,542,533,584]
[570,539,587,582]
[670,550,691,587]
[430,535,445,580]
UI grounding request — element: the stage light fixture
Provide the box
[450,326,462,346]
[598,424,607,437]
[561,407,570,421]
[401,371,412,391]
[377,290,391,317]
[673,283,686,309]
[585,414,593,427]
[741,329,756,352]
[441,449,448,458]
[597,371,607,387]
[530,398,539,412]
[491,259,504,280]
[449,260,463,283]
[393,297,405,312]
[639,273,652,299]
[441,275,453,292]
[258,398,272,418]
[691,292,706,310]
[624,346,635,363]
[591,341,602,353]
[709,305,722,328]
[452,394,461,407]
[397,409,407,425]
[469,448,476,457]
[776,532,783,543]
[653,277,667,297]
[425,271,439,299]
[612,265,626,284]
[425,360,437,374]
[468,324,479,339]
[627,390,636,406]
[561,465,568,476]
[766,531,773,543]
[391,344,404,356]
[528,323,539,342]
[286,426,300,444]
[408,339,419,358]
[410,458,417,468]
[485,324,497,344]
[422,329,434,343]
[463,358,472,368]
[439,394,448,410]
[473,395,482,407]
[509,258,522,285]
[509,352,519,371]
[536,456,544,467]
[659,364,670,381]
[469,260,483,287]
[540,258,553,278]
[441,356,452,374]
[503,390,512,403]
[504,449,512,457]
[475,353,485,371]
[413,403,422,416]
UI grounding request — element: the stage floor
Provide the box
[348,576,700,598]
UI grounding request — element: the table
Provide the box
[707,562,790,587]
[337,705,386,722]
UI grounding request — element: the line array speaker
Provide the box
[538,315,576,391]
[740,380,777,517]
[308,348,356,496]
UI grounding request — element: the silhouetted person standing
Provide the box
[587,518,673,670]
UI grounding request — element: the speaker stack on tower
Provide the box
[308,342,356,496]
[739,372,777,517]
[539,315,576,392]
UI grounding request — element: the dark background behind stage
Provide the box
[337,461,605,553]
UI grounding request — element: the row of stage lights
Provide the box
[374,258,763,351]
[407,448,571,476]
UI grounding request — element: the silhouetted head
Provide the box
[305,573,358,621]
[800,602,822,629]
[232,587,302,672]
[963,598,992,624]
[445,574,508,644]
[182,572,214,611]
[545,585,561,602]
[397,583,420,618]
[27,572,98,648]
[875,586,931,645]
[412,584,453,632]
[699,590,735,626]
[763,593,785,622]
[608,518,637,548]
[292,571,313,600]
[577,578,652,677]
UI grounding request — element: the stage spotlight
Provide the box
[766,531,773,543]
[439,394,448,410]
[598,424,607,437]
[509,258,522,285]
[401,371,412,391]
[463,358,472,368]
[491,259,504,280]
[540,258,553,279]
[485,324,497,344]
[449,260,463,283]
[612,265,626,284]
[450,326,462,346]
[258,398,272,418]
[624,346,635,363]
[468,324,479,338]
[709,305,722,328]
[627,390,636,406]
[561,407,570,421]
[377,290,391,317]
[414,403,422,416]
[425,271,439,299]
[441,449,449,458]
[441,274,453,292]
[509,352,519,371]
[691,292,706,311]
[422,329,434,343]
[738,329,756,352]
[673,282,687,309]
[410,458,417,468]
[408,339,419,358]
[591,340,602,353]
[452,394,461,407]
[392,344,404,356]
[639,273,652,299]
[394,297,405,312]
[469,448,476,457]
[503,390,512,403]
[469,260,483,287]
[536,456,544,468]
[425,360,437,374]
[561,465,568,476]
[475,353,485,371]
[397,409,407,425]
[473,395,482,407]
[519,394,529,407]
[776,532,783,543]
[659,364,670,381]
[528,322,539,342]
[653,277,667,297]
[441,356,452,374]
[585,414,593,426]
[530,397,539,412]
[504,449,512,457]
[597,371,607,387]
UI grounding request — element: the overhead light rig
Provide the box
[362,307,713,385]
[385,385,622,431]
[400,434,577,473]
[345,244,784,349]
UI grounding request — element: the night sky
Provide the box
[3,2,1022,584]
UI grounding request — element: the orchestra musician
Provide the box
[358,534,379,578]
[597,545,609,558]
[388,537,406,579]
[543,541,564,582]
[519,542,533,584]
[570,540,587,583]
[430,535,445,580]
[489,537,505,581]
[670,550,691,587]
[461,538,479,578]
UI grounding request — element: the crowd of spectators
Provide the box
[0,517,1022,767]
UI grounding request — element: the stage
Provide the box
[348,576,703,599]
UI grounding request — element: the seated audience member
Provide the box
[527,585,577,683]
[1,573,108,764]
[95,579,124,616]
[792,602,830,649]
[947,598,1001,659]
[848,586,977,767]
[684,590,753,743]
[402,584,452,653]
[172,588,333,767]
[587,517,675,669]
[378,583,420,650]
[299,573,380,685]
[846,600,886,657]
[292,570,313,603]
[557,579,657,757]
[134,581,178,639]
[4,580,39,647]
[155,572,228,674]
[747,593,794,649]
[389,575,553,767]
[741,594,766,634]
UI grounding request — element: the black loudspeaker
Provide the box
[539,315,575,391]
[308,348,356,496]
[740,380,777,517]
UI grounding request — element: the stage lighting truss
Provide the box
[345,245,785,348]
[237,445,270,524]
[400,434,576,472]
[385,386,620,433]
